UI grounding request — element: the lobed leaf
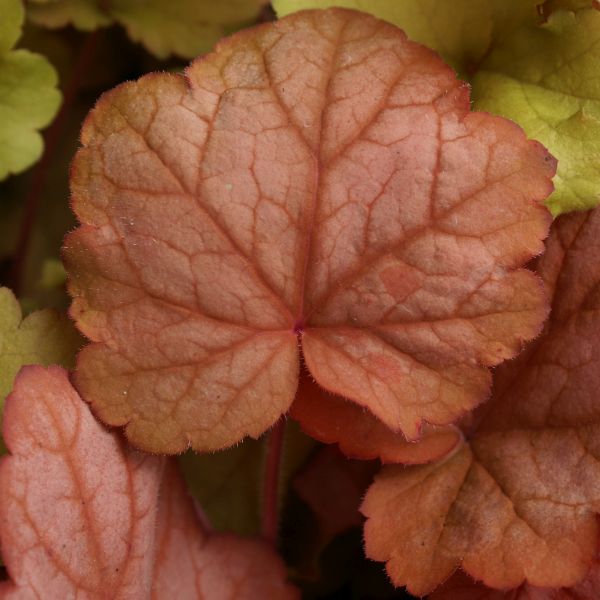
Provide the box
[0,365,298,598]
[0,286,80,415]
[26,0,269,59]
[0,0,61,180]
[472,8,600,214]
[291,372,462,463]
[362,207,600,595]
[64,8,555,454]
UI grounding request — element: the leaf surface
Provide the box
[291,372,462,463]
[27,0,268,59]
[472,8,600,214]
[153,462,299,599]
[274,2,600,214]
[64,8,555,454]
[362,207,600,595]
[0,366,298,598]
[0,287,80,414]
[0,365,165,598]
[0,0,61,180]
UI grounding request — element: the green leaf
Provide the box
[472,8,600,214]
[0,287,81,450]
[274,1,600,214]
[26,0,110,31]
[0,0,60,180]
[0,0,23,54]
[27,0,268,59]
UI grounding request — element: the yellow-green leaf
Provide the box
[0,287,81,420]
[472,8,600,214]
[27,0,268,59]
[0,0,60,180]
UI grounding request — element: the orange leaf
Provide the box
[0,366,297,599]
[291,371,462,463]
[63,8,555,453]
[362,208,600,595]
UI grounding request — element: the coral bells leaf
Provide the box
[63,8,555,454]
[362,207,600,596]
[0,366,298,599]
[291,372,462,463]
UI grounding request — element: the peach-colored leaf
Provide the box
[362,208,600,596]
[63,8,555,454]
[0,365,165,599]
[291,371,462,463]
[0,366,298,599]
[152,462,299,599]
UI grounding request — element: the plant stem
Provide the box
[9,30,101,296]
[262,417,286,546]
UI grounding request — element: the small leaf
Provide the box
[362,207,600,595]
[27,0,269,59]
[0,286,80,412]
[152,462,299,600]
[64,8,555,454]
[0,0,61,180]
[0,366,299,598]
[291,372,462,463]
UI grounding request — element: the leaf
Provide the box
[0,0,61,180]
[63,8,555,454]
[152,462,299,600]
[471,8,600,214]
[275,3,600,215]
[0,365,299,598]
[0,286,81,412]
[27,0,269,59]
[293,446,376,552]
[291,371,462,463]
[362,207,600,595]
[431,560,600,600]
[0,365,165,597]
